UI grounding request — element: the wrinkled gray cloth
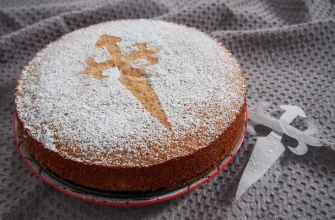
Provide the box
[0,0,334,219]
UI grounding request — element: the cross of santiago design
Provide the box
[80,35,171,130]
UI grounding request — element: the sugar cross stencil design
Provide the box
[80,35,171,130]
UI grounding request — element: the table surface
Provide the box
[0,0,334,219]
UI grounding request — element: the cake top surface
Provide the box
[16,19,246,167]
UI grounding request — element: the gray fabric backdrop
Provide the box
[0,0,334,219]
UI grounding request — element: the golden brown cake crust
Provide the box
[16,102,246,191]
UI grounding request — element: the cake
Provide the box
[15,19,246,191]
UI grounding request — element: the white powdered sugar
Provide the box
[117,41,138,55]
[92,47,111,63]
[102,67,122,78]
[16,20,246,167]
[130,59,149,69]
[41,126,55,151]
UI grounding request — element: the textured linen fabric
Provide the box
[0,0,334,219]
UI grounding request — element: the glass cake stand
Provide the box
[13,109,248,206]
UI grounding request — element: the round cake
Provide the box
[15,19,246,191]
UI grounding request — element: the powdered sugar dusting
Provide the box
[93,47,111,63]
[117,41,138,55]
[102,67,121,78]
[130,59,149,69]
[42,126,55,151]
[16,20,246,167]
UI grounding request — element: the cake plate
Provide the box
[14,109,248,206]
